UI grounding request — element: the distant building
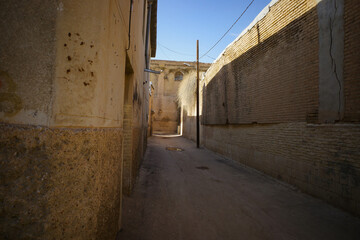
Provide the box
[150,60,211,134]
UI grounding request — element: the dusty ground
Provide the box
[118,135,360,240]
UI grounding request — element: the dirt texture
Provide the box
[0,124,122,239]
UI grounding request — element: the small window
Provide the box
[174,72,183,81]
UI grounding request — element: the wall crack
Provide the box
[328,0,342,120]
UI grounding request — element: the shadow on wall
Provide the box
[202,4,319,125]
[198,0,360,217]
[0,71,23,117]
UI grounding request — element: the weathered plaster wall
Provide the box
[0,0,155,238]
[120,0,154,195]
[0,0,57,125]
[52,0,128,127]
[181,0,360,215]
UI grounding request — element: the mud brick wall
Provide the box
[203,0,319,124]
[197,0,360,216]
[202,123,360,216]
[0,124,123,239]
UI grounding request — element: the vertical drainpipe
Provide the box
[144,0,153,145]
[126,0,133,50]
[145,0,153,69]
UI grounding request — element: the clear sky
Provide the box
[153,0,272,63]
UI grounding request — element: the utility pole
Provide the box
[196,40,200,148]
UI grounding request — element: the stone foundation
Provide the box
[0,124,123,239]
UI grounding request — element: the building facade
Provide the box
[150,60,210,134]
[0,0,157,238]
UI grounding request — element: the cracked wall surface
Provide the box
[318,0,344,123]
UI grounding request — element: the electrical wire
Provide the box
[200,0,255,59]
[158,43,171,59]
[205,55,216,60]
[158,42,215,62]
[158,42,195,57]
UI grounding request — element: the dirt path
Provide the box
[118,135,360,240]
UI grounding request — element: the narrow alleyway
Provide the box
[118,135,360,240]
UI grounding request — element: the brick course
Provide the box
[203,0,319,125]
[186,0,360,216]
[202,123,360,215]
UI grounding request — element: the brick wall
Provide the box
[189,0,360,216]
[203,0,319,125]
[202,123,360,215]
[122,104,133,195]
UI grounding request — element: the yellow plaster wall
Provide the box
[52,0,127,127]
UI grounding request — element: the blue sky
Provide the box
[153,0,272,63]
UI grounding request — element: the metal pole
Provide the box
[144,0,153,69]
[196,40,200,148]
